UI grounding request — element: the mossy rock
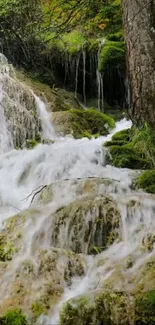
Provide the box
[60,290,155,325]
[52,110,89,138]
[53,108,115,138]
[112,129,131,142]
[0,242,17,262]
[16,69,81,112]
[104,139,127,147]
[107,145,152,169]
[83,109,115,132]
[104,129,131,148]
[136,170,155,194]
[141,233,155,252]
[50,196,120,254]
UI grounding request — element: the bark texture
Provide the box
[121,0,155,127]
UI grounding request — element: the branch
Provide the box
[21,185,46,202]
[30,185,47,204]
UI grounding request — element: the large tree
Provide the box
[121,0,155,127]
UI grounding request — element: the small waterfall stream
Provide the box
[0,55,154,324]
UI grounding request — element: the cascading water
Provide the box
[34,94,56,140]
[75,54,81,99]
[96,39,105,112]
[0,55,154,325]
[82,50,86,105]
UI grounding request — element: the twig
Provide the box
[21,185,45,201]
[30,185,47,204]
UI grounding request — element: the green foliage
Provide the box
[0,309,28,325]
[136,170,155,194]
[99,40,125,72]
[55,31,87,54]
[107,30,124,41]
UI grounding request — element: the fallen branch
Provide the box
[21,176,120,206]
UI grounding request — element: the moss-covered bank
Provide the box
[60,290,155,325]
[104,124,155,169]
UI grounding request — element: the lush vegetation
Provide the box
[0,0,122,83]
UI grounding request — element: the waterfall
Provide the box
[34,94,56,140]
[75,54,81,98]
[82,50,86,105]
[0,54,154,325]
[96,39,105,112]
[0,86,13,153]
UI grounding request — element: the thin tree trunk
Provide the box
[121,0,155,127]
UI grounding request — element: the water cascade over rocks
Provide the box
[0,55,155,324]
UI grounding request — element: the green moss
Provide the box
[0,242,17,262]
[98,40,125,72]
[125,255,134,269]
[112,128,131,141]
[60,291,133,325]
[136,170,155,193]
[83,109,115,132]
[104,139,127,147]
[26,139,39,149]
[141,233,155,252]
[108,145,152,169]
[31,301,47,321]
[107,30,124,42]
[60,296,94,325]
[105,124,155,169]
[136,290,155,324]
[0,309,28,325]
[104,129,131,148]
[81,130,92,139]
[60,290,155,325]
[53,108,115,138]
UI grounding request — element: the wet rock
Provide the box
[50,196,120,254]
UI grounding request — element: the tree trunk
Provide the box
[121,0,155,127]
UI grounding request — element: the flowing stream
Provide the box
[0,55,154,324]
